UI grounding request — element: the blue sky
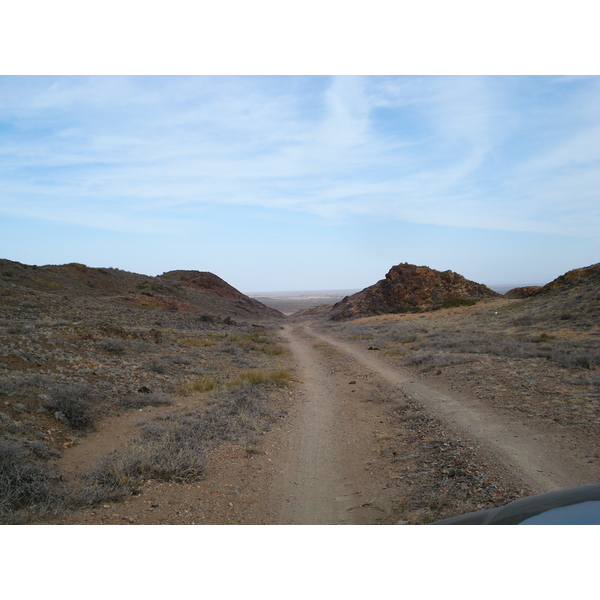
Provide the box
[1,75,599,292]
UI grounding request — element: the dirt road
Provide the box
[296,325,599,492]
[268,325,401,524]
[266,323,598,523]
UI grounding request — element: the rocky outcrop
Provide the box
[329,263,499,320]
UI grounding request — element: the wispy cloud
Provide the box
[0,75,598,237]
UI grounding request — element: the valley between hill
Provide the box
[1,259,598,524]
[43,307,599,525]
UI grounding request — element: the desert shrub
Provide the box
[416,333,480,353]
[117,392,173,409]
[532,332,555,343]
[6,324,26,334]
[242,332,272,344]
[178,376,218,394]
[201,383,275,443]
[512,316,535,326]
[223,331,284,354]
[149,358,170,373]
[171,355,192,365]
[552,348,600,370]
[0,379,16,397]
[0,411,21,433]
[22,373,53,387]
[180,337,216,347]
[98,324,130,339]
[0,374,54,398]
[406,352,475,371]
[83,426,206,490]
[21,439,61,460]
[219,340,238,354]
[367,381,401,403]
[441,297,476,309]
[43,384,96,431]
[0,440,64,523]
[77,376,285,506]
[97,338,128,354]
[230,368,291,388]
[189,367,208,376]
[77,412,208,504]
[262,344,286,356]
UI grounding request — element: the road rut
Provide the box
[270,325,398,523]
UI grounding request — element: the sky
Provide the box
[1,74,599,292]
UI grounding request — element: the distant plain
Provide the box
[249,284,541,315]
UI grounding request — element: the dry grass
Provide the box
[177,376,218,394]
[229,368,291,388]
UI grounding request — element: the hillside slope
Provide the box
[0,259,283,322]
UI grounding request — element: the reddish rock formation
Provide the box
[329,263,499,320]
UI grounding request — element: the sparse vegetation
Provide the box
[178,376,218,394]
[76,380,283,506]
[117,392,174,409]
[180,337,217,347]
[78,419,208,503]
[0,439,65,523]
[532,332,555,343]
[42,384,97,431]
[441,297,477,308]
[97,338,128,354]
[230,368,291,388]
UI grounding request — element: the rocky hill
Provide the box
[0,259,282,322]
[504,263,600,299]
[329,263,499,320]
[536,263,600,296]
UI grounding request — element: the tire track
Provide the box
[270,325,398,524]
[306,325,599,493]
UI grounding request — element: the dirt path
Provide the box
[267,325,400,524]
[304,325,599,493]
